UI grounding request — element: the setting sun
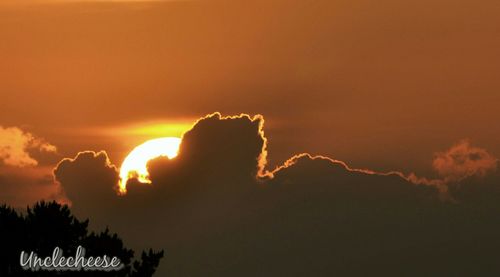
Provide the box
[119,137,182,194]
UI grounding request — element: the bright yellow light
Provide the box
[119,137,181,194]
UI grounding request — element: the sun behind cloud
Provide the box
[119,137,181,194]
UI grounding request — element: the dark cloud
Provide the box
[53,151,120,223]
[53,113,500,276]
[148,112,268,186]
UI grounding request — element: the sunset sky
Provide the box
[1,1,500,275]
[1,0,499,174]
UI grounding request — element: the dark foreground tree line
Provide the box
[0,201,163,276]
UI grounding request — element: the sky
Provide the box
[1,0,500,275]
[1,0,499,174]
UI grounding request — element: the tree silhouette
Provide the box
[0,201,163,276]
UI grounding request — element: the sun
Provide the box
[119,137,182,194]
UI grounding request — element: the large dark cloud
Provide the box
[54,113,500,276]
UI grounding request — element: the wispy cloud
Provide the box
[433,139,498,182]
[0,126,56,167]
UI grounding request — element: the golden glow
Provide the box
[122,123,192,138]
[119,137,181,194]
[76,121,194,138]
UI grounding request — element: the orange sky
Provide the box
[2,3,500,274]
[0,0,499,176]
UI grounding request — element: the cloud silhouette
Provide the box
[52,113,500,276]
[53,151,120,222]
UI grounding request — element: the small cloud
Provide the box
[0,126,57,167]
[432,140,498,182]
